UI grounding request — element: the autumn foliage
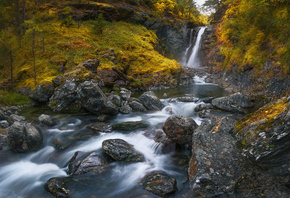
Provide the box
[216,0,289,72]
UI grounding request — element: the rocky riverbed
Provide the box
[0,68,289,197]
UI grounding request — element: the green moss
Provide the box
[0,90,31,106]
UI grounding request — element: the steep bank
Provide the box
[199,0,289,101]
[0,0,206,94]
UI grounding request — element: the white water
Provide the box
[186,27,207,68]
[183,29,194,65]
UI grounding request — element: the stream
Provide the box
[0,77,236,198]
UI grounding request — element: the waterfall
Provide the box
[185,27,207,68]
[183,29,194,65]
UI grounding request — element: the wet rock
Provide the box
[102,139,145,162]
[164,106,173,115]
[38,114,57,127]
[82,59,100,73]
[77,80,118,115]
[194,103,213,118]
[211,92,254,113]
[129,100,147,112]
[194,103,213,112]
[86,122,112,133]
[29,81,55,103]
[139,91,165,111]
[68,151,113,175]
[119,105,132,114]
[200,96,215,103]
[162,115,198,145]
[7,121,43,152]
[120,88,131,106]
[188,116,242,197]
[7,114,25,125]
[49,78,79,112]
[141,171,177,197]
[44,177,69,198]
[143,129,175,154]
[235,97,290,186]
[108,94,121,107]
[177,97,198,102]
[0,120,9,128]
[112,121,149,131]
[195,109,212,118]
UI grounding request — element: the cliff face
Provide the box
[200,27,289,101]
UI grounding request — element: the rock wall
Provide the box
[200,26,290,100]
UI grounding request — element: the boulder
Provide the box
[211,92,254,113]
[119,105,132,114]
[86,122,112,133]
[112,121,149,131]
[188,116,242,197]
[82,59,100,73]
[235,97,290,186]
[128,100,147,112]
[29,81,55,103]
[194,103,213,112]
[102,139,144,162]
[7,121,43,152]
[162,115,198,145]
[77,81,118,115]
[38,114,57,127]
[141,171,177,197]
[120,88,131,106]
[44,177,69,198]
[108,94,121,107]
[194,103,213,118]
[0,120,9,128]
[67,151,113,175]
[49,79,79,112]
[7,114,25,125]
[138,91,165,111]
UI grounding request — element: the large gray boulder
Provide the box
[67,151,113,175]
[188,116,242,197]
[141,171,177,197]
[129,100,147,112]
[162,115,198,145]
[102,139,144,162]
[29,81,55,103]
[77,81,118,115]
[38,114,57,127]
[139,91,165,111]
[49,79,79,112]
[211,92,253,113]
[7,121,43,152]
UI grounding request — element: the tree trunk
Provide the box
[9,44,14,92]
[32,28,36,86]
[16,0,22,47]
[22,0,26,35]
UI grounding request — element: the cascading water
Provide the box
[0,27,230,197]
[185,27,207,68]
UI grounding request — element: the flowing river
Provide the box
[0,77,235,198]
